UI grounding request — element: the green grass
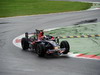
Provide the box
[45,23,100,56]
[0,0,92,17]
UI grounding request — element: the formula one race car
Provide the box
[21,29,70,57]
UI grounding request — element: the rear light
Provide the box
[54,47,59,49]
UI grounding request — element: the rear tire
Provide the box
[60,41,70,54]
[37,44,46,57]
[21,38,29,51]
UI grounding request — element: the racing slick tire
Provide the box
[21,38,29,51]
[60,41,70,54]
[37,44,46,57]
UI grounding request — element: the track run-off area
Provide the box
[13,28,100,60]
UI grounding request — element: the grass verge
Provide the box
[0,0,92,17]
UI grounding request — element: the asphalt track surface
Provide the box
[0,1,100,75]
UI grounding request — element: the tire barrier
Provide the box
[59,34,100,39]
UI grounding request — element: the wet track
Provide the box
[0,0,100,75]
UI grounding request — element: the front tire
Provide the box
[37,44,46,57]
[60,41,70,54]
[21,38,29,51]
